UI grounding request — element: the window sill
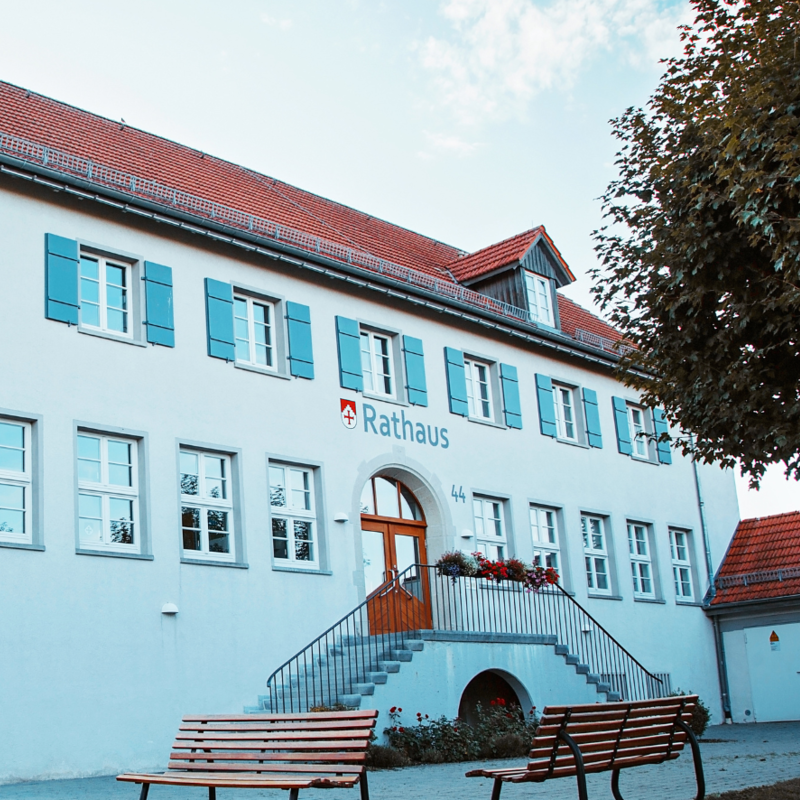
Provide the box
[675,599,702,607]
[361,392,409,408]
[0,540,44,552]
[77,548,153,560]
[586,593,623,601]
[234,362,290,380]
[467,416,505,429]
[630,454,658,466]
[78,326,147,348]
[272,563,332,576]
[633,596,666,604]
[181,557,248,569]
[556,436,589,449]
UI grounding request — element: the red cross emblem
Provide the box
[340,399,357,429]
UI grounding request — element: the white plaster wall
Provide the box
[0,180,740,781]
[359,639,600,741]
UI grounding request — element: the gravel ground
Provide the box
[2,722,799,800]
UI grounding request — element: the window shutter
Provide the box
[535,374,557,437]
[143,262,175,347]
[582,388,603,448]
[653,408,672,464]
[204,278,235,361]
[612,397,633,455]
[44,233,79,324]
[500,363,522,429]
[286,302,314,379]
[402,335,428,406]
[444,347,469,416]
[335,316,363,391]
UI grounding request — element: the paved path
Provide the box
[2,723,799,800]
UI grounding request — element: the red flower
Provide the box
[490,700,496,705]
[425,714,429,719]
[389,706,397,713]
[398,708,403,712]
[399,727,405,733]
[498,698,506,706]
[417,712,422,717]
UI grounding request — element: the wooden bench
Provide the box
[117,709,378,800]
[466,696,705,800]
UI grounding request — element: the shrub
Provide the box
[671,690,711,737]
[365,744,410,769]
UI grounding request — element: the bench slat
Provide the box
[176,730,372,742]
[180,721,375,733]
[171,739,369,754]
[168,761,363,774]
[530,720,690,749]
[534,713,692,739]
[171,747,365,760]
[183,711,377,722]
[118,772,359,789]
[529,731,686,759]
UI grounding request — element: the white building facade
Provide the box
[0,82,739,783]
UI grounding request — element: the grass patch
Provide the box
[709,778,800,800]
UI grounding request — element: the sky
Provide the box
[0,0,796,519]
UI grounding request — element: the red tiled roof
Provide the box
[0,80,624,349]
[711,511,800,605]
[0,81,463,279]
[447,227,575,283]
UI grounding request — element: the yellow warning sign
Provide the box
[770,631,780,642]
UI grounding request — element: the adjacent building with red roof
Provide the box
[705,512,800,724]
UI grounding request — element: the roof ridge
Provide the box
[446,226,542,265]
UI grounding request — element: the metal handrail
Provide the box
[0,129,631,357]
[264,564,664,713]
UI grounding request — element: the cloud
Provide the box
[419,0,690,123]
[424,130,484,157]
[261,13,293,30]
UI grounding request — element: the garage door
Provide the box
[744,622,800,722]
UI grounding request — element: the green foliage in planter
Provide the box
[671,690,712,737]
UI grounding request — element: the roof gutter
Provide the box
[0,154,632,373]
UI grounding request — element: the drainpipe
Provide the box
[691,436,732,721]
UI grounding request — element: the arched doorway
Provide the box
[458,670,530,725]
[360,476,432,633]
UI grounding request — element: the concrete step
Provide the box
[390,650,413,662]
[596,682,612,693]
[575,664,590,675]
[367,671,389,684]
[406,640,424,652]
[554,644,569,655]
[354,683,375,696]
[586,673,600,685]
[607,692,622,702]
[565,654,580,665]
[378,661,402,673]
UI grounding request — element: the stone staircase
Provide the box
[245,631,621,713]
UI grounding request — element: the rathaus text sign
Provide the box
[341,399,450,449]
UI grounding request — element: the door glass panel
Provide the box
[395,533,421,599]
[374,477,400,518]
[399,484,422,520]
[360,481,375,515]
[362,528,386,594]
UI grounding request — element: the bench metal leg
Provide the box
[611,769,624,800]
[677,720,706,800]
[359,770,370,800]
[490,778,503,800]
[558,731,588,800]
[289,790,299,800]
[139,784,150,800]
[209,788,216,800]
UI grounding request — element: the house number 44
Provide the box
[451,485,466,503]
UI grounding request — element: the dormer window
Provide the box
[524,272,554,327]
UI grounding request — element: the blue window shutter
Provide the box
[44,233,79,324]
[403,335,428,406]
[143,262,175,347]
[582,388,603,448]
[500,364,522,429]
[535,374,557,437]
[612,397,633,455]
[335,316,363,391]
[286,302,314,380]
[444,347,468,416]
[653,408,672,464]
[204,278,235,361]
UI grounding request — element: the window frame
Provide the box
[75,429,144,556]
[464,357,495,422]
[581,513,612,596]
[79,251,134,339]
[669,527,695,602]
[627,521,656,600]
[0,418,33,546]
[627,403,654,461]
[473,495,507,561]
[552,383,579,442]
[268,462,319,567]
[178,445,242,565]
[234,293,278,371]
[360,328,396,398]
[529,504,561,572]
[524,271,555,327]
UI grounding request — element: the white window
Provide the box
[524,272,555,327]
[80,253,131,336]
[269,464,317,565]
[360,331,393,396]
[669,528,694,600]
[553,384,577,441]
[627,522,655,599]
[581,514,611,594]
[628,404,650,459]
[78,433,138,551]
[0,419,32,544]
[180,450,234,560]
[234,295,276,369]
[473,496,506,560]
[465,359,493,420]
[530,505,560,570]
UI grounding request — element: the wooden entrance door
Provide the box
[360,477,432,634]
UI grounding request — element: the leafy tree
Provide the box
[592,0,800,485]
